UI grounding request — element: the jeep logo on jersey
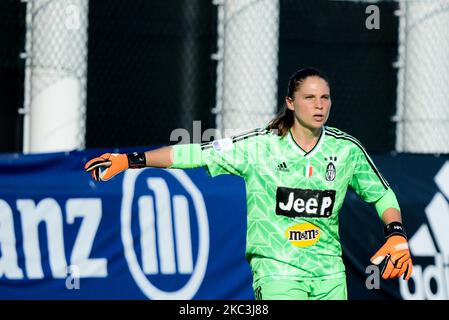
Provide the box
[285,222,321,247]
[276,187,336,218]
[121,169,209,300]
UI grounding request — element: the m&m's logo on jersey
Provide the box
[285,222,321,247]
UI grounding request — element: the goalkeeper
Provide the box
[85,68,412,300]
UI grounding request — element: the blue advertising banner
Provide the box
[0,149,253,299]
[0,149,448,300]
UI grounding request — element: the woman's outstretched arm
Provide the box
[84,143,205,181]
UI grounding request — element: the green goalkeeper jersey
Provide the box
[171,126,390,284]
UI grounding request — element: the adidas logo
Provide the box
[276,162,289,172]
[399,161,449,300]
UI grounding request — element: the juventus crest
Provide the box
[325,156,337,181]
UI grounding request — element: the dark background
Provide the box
[0,0,25,152]
[85,0,218,148]
[0,0,398,153]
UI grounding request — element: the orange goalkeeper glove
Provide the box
[370,222,413,280]
[84,152,146,181]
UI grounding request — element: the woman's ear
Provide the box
[285,96,295,111]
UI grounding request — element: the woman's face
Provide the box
[286,76,331,131]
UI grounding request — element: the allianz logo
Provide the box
[399,161,449,300]
[121,169,209,300]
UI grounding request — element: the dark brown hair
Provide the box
[267,67,329,136]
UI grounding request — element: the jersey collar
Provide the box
[288,127,326,158]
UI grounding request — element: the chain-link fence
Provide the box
[395,0,449,154]
[213,0,279,138]
[85,0,217,149]
[10,0,449,153]
[23,0,88,153]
